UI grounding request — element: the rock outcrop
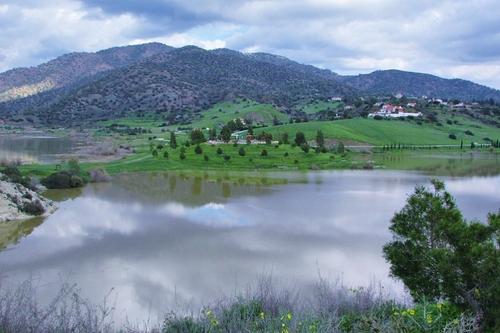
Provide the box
[0,174,56,222]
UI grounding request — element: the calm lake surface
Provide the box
[0,170,499,324]
[0,135,75,163]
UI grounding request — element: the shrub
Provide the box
[224,155,231,161]
[238,147,246,156]
[41,171,85,189]
[260,149,268,156]
[190,129,206,144]
[217,147,223,155]
[301,143,310,153]
[204,154,209,161]
[383,180,500,330]
[284,152,289,157]
[163,151,169,159]
[152,149,158,157]
[1,166,31,188]
[194,144,203,155]
[294,132,306,146]
[180,152,186,160]
[337,142,345,154]
[465,130,474,136]
[21,200,45,216]
[448,133,457,140]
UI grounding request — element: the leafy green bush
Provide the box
[384,180,500,331]
[41,171,84,189]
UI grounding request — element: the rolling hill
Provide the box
[1,43,500,126]
[340,70,500,102]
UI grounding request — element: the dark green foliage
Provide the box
[163,151,169,159]
[190,129,206,144]
[204,154,209,161]
[448,133,457,140]
[284,152,289,157]
[209,128,217,141]
[301,143,310,153]
[281,132,289,144]
[238,147,246,156]
[1,166,31,188]
[257,132,273,144]
[294,132,306,146]
[261,149,268,156]
[220,126,232,143]
[67,159,81,174]
[217,147,223,155]
[465,130,474,136]
[179,152,186,160]
[223,155,231,161]
[152,149,158,157]
[194,144,203,155]
[316,130,325,148]
[22,200,45,216]
[170,132,177,149]
[383,180,500,331]
[337,142,345,154]
[41,171,84,189]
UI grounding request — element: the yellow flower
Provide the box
[408,309,416,316]
[287,312,292,321]
[259,311,265,319]
[426,314,433,324]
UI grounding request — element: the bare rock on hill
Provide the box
[0,174,57,222]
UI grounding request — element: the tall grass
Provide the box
[0,276,477,333]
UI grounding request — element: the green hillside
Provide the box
[187,99,289,129]
[255,118,499,145]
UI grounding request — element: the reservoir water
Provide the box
[0,170,498,324]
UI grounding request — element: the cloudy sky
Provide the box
[1,0,500,89]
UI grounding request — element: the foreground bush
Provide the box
[41,171,85,189]
[384,180,499,331]
[162,279,473,333]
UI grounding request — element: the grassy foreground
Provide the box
[0,276,476,333]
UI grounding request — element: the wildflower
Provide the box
[287,312,292,321]
[259,311,265,319]
[426,314,433,324]
[408,309,415,316]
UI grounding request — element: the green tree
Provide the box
[316,130,325,148]
[301,143,310,153]
[152,149,158,157]
[220,126,232,143]
[170,131,177,149]
[383,180,500,331]
[163,151,169,159]
[238,147,246,156]
[337,142,345,154]
[281,132,289,144]
[295,132,306,146]
[209,128,217,141]
[217,147,223,155]
[194,144,203,154]
[67,159,81,174]
[261,149,268,156]
[179,152,186,160]
[190,129,206,144]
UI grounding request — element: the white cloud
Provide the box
[1,0,500,89]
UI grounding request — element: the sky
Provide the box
[1,0,500,89]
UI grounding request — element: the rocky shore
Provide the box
[0,174,56,222]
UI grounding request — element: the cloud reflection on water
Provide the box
[0,170,498,325]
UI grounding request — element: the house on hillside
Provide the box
[407,102,417,108]
[368,103,422,118]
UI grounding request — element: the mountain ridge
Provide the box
[1,43,499,125]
